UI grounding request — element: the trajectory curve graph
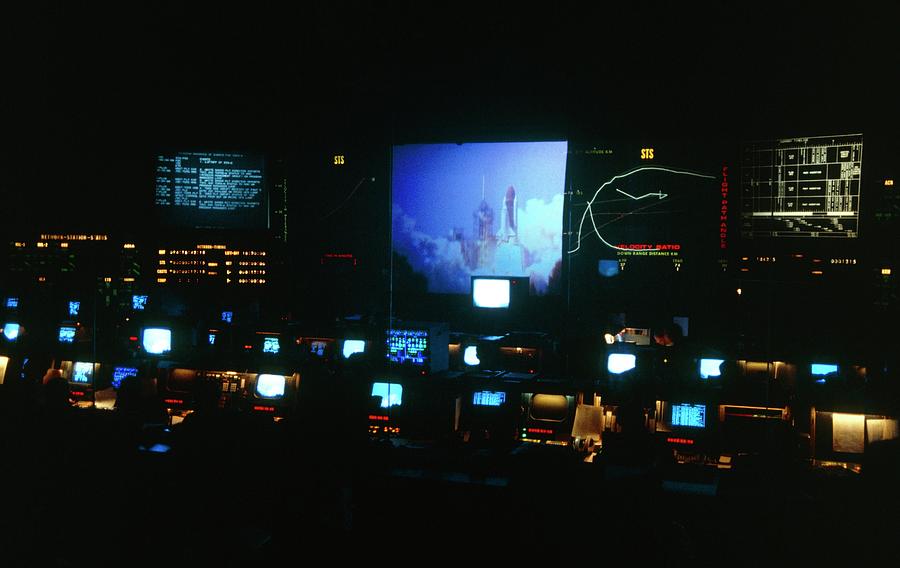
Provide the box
[568,166,716,254]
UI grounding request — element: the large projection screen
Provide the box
[391,141,568,295]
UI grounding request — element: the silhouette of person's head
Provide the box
[43,376,71,411]
[194,377,221,412]
[115,375,142,412]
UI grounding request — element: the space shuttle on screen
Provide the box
[498,185,518,242]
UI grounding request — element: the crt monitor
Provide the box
[256,374,286,399]
[132,295,148,311]
[262,336,280,354]
[371,382,403,408]
[142,327,172,355]
[221,311,233,323]
[473,390,506,407]
[59,326,76,343]
[386,329,428,366]
[112,366,139,389]
[472,277,511,309]
[310,339,330,357]
[811,363,838,376]
[3,323,20,341]
[68,301,80,317]
[341,339,366,359]
[699,358,724,379]
[72,362,95,384]
[5,297,18,309]
[530,394,569,422]
[463,345,480,366]
[607,352,636,374]
[671,403,706,428]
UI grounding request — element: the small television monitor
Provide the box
[3,323,20,341]
[473,390,506,407]
[310,340,328,357]
[463,345,480,366]
[530,394,569,422]
[341,339,366,359]
[699,358,724,379]
[262,336,280,354]
[58,326,76,344]
[208,333,216,345]
[472,277,511,309]
[811,363,838,376]
[72,362,95,384]
[386,329,428,366]
[256,374,286,399]
[607,353,636,374]
[112,366,139,389]
[68,301,80,317]
[598,259,620,278]
[5,297,18,309]
[371,382,403,408]
[221,311,233,323]
[671,403,706,428]
[142,327,172,355]
[132,295,148,311]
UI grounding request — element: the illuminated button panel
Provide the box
[368,415,400,437]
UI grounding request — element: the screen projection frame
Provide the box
[740,134,863,239]
[391,141,568,296]
[154,150,270,230]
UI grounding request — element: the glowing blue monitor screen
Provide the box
[256,374,286,398]
[132,295,148,311]
[391,141,568,295]
[463,345,480,366]
[221,311,233,323]
[607,353,636,374]
[154,151,268,230]
[811,363,838,376]
[5,297,18,308]
[671,404,706,428]
[112,366,138,389]
[208,333,216,345]
[73,362,94,383]
[342,339,366,359]
[310,341,328,357]
[473,390,506,406]
[372,382,403,408]
[598,259,620,278]
[472,278,511,308]
[387,329,428,366]
[3,323,20,341]
[142,328,172,355]
[59,326,76,343]
[68,301,80,317]
[699,358,724,379]
[262,337,280,354]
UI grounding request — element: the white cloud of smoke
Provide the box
[392,194,563,295]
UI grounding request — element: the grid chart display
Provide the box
[741,134,862,238]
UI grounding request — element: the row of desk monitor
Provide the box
[23,361,293,405]
[1,317,854,383]
[3,351,889,466]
